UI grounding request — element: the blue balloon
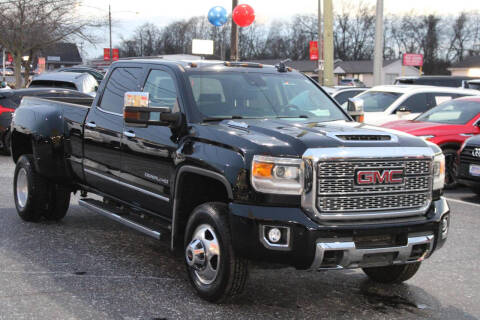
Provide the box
[208,6,228,27]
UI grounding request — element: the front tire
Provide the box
[362,262,421,283]
[13,154,70,222]
[184,202,248,303]
[442,148,458,189]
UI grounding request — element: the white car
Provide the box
[351,85,480,125]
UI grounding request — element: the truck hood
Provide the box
[193,119,428,158]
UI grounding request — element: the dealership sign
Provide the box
[192,39,214,55]
[309,41,319,61]
[104,48,119,61]
[402,53,423,67]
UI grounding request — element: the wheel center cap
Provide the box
[185,239,206,270]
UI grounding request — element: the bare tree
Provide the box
[0,0,100,87]
[333,1,375,61]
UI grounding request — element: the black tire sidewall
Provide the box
[442,148,458,189]
[184,204,232,301]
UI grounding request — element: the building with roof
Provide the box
[448,56,480,77]
[334,59,419,86]
[35,43,83,70]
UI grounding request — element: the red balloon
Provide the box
[232,4,255,27]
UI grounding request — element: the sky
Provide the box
[78,0,480,59]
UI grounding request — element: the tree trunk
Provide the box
[14,55,23,88]
[23,53,33,86]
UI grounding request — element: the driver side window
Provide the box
[143,70,178,109]
[397,93,429,113]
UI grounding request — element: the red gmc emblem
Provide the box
[355,168,404,185]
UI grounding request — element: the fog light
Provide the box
[441,215,449,239]
[268,228,282,243]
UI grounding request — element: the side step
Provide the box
[79,198,161,240]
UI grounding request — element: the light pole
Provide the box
[317,0,323,85]
[77,4,139,61]
[2,48,5,82]
[373,0,384,86]
[109,4,112,62]
[230,0,238,61]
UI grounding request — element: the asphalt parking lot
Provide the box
[0,156,479,320]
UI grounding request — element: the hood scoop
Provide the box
[335,134,392,141]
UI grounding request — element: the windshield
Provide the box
[355,91,402,112]
[187,71,347,121]
[415,99,480,124]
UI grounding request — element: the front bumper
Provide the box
[229,197,450,269]
[457,159,480,190]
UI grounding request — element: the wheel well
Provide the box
[173,171,230,249]
[11,131,33,163]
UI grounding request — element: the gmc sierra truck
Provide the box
[10,60,450,302]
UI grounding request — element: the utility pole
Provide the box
[2,48,5,82]
[230,0,238,61]
[317,0,323,85]
[109,4,113,63]
[323,0,334,86]
[373,0,384,86]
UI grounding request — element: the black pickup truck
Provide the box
[10,60,450,302]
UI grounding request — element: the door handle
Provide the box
[124,130,136,138]
[86,122,96,128]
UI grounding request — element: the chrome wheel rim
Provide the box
[185,224,220,285]
[16,168,28,209]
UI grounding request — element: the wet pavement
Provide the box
[0,156,479,319]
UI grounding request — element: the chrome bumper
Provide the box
[310,233,434,270]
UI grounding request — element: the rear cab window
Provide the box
[98,67,143,114]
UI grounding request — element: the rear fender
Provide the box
[11,98,69,181]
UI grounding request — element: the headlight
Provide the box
[418,135,435,141]
[425,141,445,191]
[432,152,445,191]
[251,155,303,195]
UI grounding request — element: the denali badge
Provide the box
[355,168,404,185]
[473,148,480,158]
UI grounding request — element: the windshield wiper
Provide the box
[202,115,245,122]
[276,115,309,119]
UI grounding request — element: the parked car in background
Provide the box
[28,72,99,96]
[466,79,480,90]
[338,78,366,87]
[382,96,480,188]
[1,67,15,76]
[457,135,480,194]
[331,87,368,105]
[321,86,336,95]
[394,75,480,88]
[0,88,93,155]
[57,66,104,83]
[351,85,479,125]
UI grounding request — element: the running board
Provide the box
[79,199,161,240]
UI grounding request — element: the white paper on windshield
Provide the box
[434,96,452,105]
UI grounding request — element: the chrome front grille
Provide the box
[318,160,430,178]
[318,193,429,212]
[316,159,432,216]
[318,175,430,195]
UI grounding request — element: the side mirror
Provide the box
[123,92,182,128]
[347,98,364,122]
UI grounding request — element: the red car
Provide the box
[382,96,480,188]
